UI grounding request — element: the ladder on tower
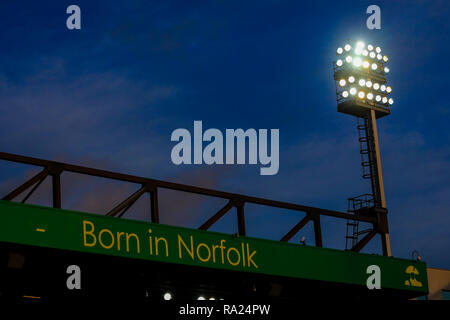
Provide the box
[357,117,373,181]
[345,194,375,250]
[345,117,377,250]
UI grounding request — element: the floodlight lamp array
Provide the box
[334,40,394,109]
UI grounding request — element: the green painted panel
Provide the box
[0,200,428,294]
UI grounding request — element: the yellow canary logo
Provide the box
[404,265,422,287]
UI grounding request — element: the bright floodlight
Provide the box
[332,39,393,257]
[353,57,362,67]
[164,292,172,300]
[333,39,394,117]
[198,296,206,300]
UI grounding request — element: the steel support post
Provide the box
[236,201,246,236]
[369,109,391,256]
[149,186,159,223]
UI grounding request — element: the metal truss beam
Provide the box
[0,152,382,252]
[2,168,49,201]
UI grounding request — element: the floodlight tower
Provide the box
[332,40,393,256]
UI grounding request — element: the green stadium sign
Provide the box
[0,200,428,294]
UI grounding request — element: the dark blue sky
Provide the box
[0,1,449,268]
